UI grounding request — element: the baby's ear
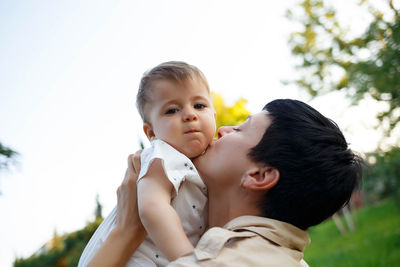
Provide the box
[143,123,155,140]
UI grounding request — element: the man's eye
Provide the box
[165,108,179,114]
[194,103,206,109]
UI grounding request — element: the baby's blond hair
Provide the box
[136,61,210,122]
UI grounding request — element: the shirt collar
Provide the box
[194,215,310,261]
[224,215,310,252]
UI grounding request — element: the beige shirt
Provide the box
[168,216,310,267]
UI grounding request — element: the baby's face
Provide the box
[144,79,216,159]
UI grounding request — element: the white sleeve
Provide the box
[138,139,200,194]
[78,207,117,267]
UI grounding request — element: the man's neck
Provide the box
[207,188,262,228]
[207,193,232,228]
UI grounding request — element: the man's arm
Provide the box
[87,153,146,267]
[138,159,194,261]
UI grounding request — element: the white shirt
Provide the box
[78,139,208,267]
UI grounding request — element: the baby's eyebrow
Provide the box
[191,95,209,101]
[162,100,179,107]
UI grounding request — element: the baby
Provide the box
[79,61,216,266]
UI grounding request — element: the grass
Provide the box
[304,200,400,267]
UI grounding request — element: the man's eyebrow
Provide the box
[240,115,252,129]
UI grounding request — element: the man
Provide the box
[88,99,363,266]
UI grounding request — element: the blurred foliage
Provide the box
[14,93,250,266]
[305,200,400,266]
[286,0,400,146]
[212,92,251,130]
[94,194,103,220]
[0,142,18,170]
[14,203,103,267]
[363,147,400,205]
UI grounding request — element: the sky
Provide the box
[0,0,387,266]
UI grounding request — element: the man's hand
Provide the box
[115,151,145,236]
[87,151,146,267]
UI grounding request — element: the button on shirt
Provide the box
[168,216,310,267]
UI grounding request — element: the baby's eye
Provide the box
[165,108,179,114]
[194,103,206,109]
[233,127,241,132]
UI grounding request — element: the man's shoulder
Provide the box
[169,216,309,267]
[169,233,305,267]
[208,229,305,266]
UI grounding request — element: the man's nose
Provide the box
[217,126,233,138]
[183,107,197,122]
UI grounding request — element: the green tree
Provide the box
[94,194,103,220]
[14,219,103,267]
[14,197,104,267]
[286,0,400,146]
[0,142,18,170]
[0,142,19,195]
[363,147,400,205]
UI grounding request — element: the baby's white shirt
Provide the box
[78,139,208,267]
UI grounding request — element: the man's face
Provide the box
[145,79,216,159]
[193,111,271,189]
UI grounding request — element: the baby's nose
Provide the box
[183,107,197,121]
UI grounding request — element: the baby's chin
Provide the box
[189,147,209,161]
[182,144,209,160]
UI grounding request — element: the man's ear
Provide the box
[143,123,155,140]
[241,166,280,191]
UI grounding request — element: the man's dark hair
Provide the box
[249,99,363,230]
